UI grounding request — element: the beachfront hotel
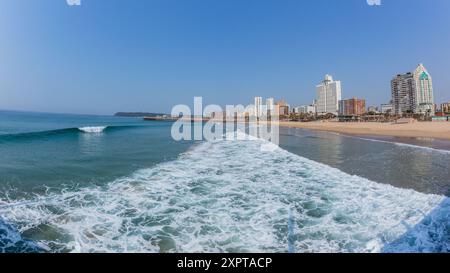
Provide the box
[414,64,435,115]
[338,98,366,116]
[316,74,342,116]
[391,64,435,116]
[391,72,415,115]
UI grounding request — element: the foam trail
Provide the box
[0,133,448,253]
[0,195,78,210]
[346,135,450,154]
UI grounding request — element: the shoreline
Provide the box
[278,121,450,141]
[142,117,450,149]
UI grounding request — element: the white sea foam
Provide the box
[0,134,449,253]
[348,135,450,154]
[78,126,107,133]
[0,217,45,253]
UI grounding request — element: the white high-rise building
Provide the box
[391,64,434,115]
[316,74,342,115]
[414,64,434,115]
[254,97,263,117]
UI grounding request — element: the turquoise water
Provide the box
[1,110,449,253]
[0,111,193,198]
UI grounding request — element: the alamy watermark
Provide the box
[170,97,280,148]
[66,0,81,6]
[367,0,381,6]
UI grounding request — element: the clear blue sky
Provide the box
[0,0,449,115]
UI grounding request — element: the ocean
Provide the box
[0,110,449,253]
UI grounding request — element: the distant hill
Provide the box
[114,112,167,117]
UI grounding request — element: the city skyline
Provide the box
[250,63,444,118]
[1,0,450,115]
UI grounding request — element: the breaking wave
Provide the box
[78,126,107,133]
[0,125,142,142]
[0,133,449,253]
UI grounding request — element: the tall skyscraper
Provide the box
[391,72,415,115]
[391,64,434,115]
[254,97,263,117]
[414,64,434,115]
[316,74,342,115]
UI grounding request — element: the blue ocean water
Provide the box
[0,110,449,253]
[0,111,193,198]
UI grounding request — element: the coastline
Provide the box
[279,121,450,141]
[142,116,450,148]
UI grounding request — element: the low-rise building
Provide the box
[367,106,379,113]
[276,100,290,116]
[294,105,316,114]
[338,98,366,116]
[381,103,394,114]
[441,102,450,114]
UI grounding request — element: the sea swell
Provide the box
[0,133,449,253]
[0,125,142,142]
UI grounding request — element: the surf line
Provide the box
[0,195,78,210]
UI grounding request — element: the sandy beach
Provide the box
[279,121,450,141]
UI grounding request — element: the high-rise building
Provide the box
[254,97,263,117]
[316,74,342,115]
[338,98,366,116]
[414,64,434,115]
[391,64,434,116]
[391,72,415,115]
